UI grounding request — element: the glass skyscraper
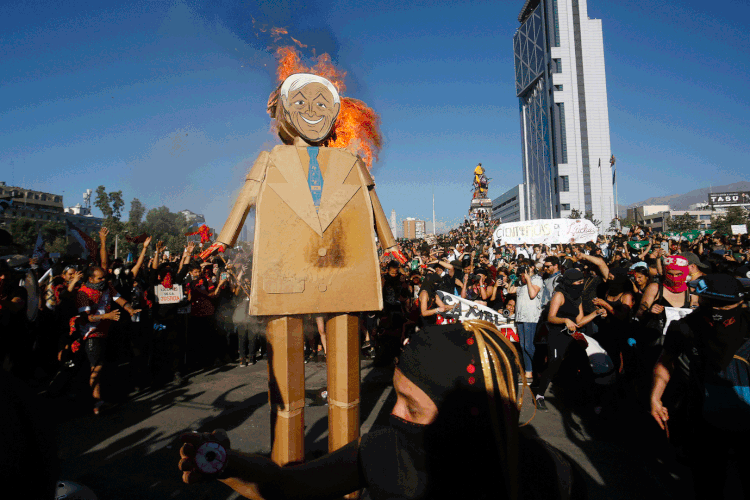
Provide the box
[514,0,614,228]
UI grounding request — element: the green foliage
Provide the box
[583,210,602,228]
[711,206,749,236]
[669,212,699,233]
[618,217,636,228]
[129,198,145,224]
[94,185,124,221]
[94,186,112,219]
[8,217,37,250]
[109,190,124,220]
[568,209,583,219]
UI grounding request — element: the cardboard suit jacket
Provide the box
[245,144,386,316]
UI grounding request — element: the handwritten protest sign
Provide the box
[155,284,184,304]
[435,291,518,342]
[493,219,598,246]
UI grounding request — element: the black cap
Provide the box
[688,274,746,302]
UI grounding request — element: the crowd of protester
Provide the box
[2,216,749,497]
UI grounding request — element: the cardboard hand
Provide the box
[199,242,226,261]
[386,247,408,264]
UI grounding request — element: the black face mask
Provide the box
[698,302,747,369]
[89,281,106,291]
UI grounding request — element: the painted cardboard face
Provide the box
[282,82,340,143]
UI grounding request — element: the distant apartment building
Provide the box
[180,209,206,225]
[390,209,398,239]
[0,182,103,236]
[492,185,526,222]
[626,205,670,225]
[403,217,426,240]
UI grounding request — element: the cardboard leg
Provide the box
[326,313,360,451]
[266,316,305,466]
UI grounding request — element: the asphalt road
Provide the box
[49,354,704,500]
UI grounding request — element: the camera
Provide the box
[517,266,527,275]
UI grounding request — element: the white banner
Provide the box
[731,224,747,235]
[435,291,518,342]
[155,284,184,304]
[493,219,598,246]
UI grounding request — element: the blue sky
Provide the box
[2,0,749,235]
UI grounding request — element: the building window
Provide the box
[561,203,570,211]
[556,103,568,163]
[560,175,569,192]
[553,59,562,73]
[552,0,561,47]
[554,85,563,91]
[700,215,711,220]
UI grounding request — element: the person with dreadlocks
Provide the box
[177,321,587,499]
[534,269,607,412]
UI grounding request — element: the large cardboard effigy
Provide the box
[207,73,402,470]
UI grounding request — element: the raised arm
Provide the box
[99,226,109,269]
[132,236,152,278]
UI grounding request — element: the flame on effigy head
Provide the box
[267,46,381,169]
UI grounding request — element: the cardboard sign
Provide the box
[435,291,518,342]
[155,284,184,304]
[663,307,692,336]
[493,219,598,246]
[731,224,747,235]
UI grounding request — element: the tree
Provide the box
[619,216,636,229]
[109,190,125,220]
[711,206,748,236]
[669,212,699,233]
[94,186,113,219]
[8,217,37,251]
[568,209,583,219]
[129,198,146,225]
[94,186,124,221]
[583,210,602,228]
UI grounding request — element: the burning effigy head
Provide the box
[266,47,382,168]
[278,73,341,144]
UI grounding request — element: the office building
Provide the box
[492,184,526,223]
[402,218,426,240]
[513,0,614,228]
[390,209,398,239]
[180,209,206,225]
[626,205,670,225]
[0,182,103,235]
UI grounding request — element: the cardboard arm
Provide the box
[215,152,270,248]
[369,188,397,250]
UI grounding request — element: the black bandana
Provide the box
[556,269,584,307]
[697,304,748,370]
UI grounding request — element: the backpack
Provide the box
[679,315,750,432]
[701,338,750,432]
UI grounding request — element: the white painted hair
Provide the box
[280,73,340,105]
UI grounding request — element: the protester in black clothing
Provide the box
[0,260,28,377]
[535,269,607,412]
[178,322,588,499]
[651,274,749,499]
[149,240,190,385]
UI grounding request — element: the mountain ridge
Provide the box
[618,180,750,216]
